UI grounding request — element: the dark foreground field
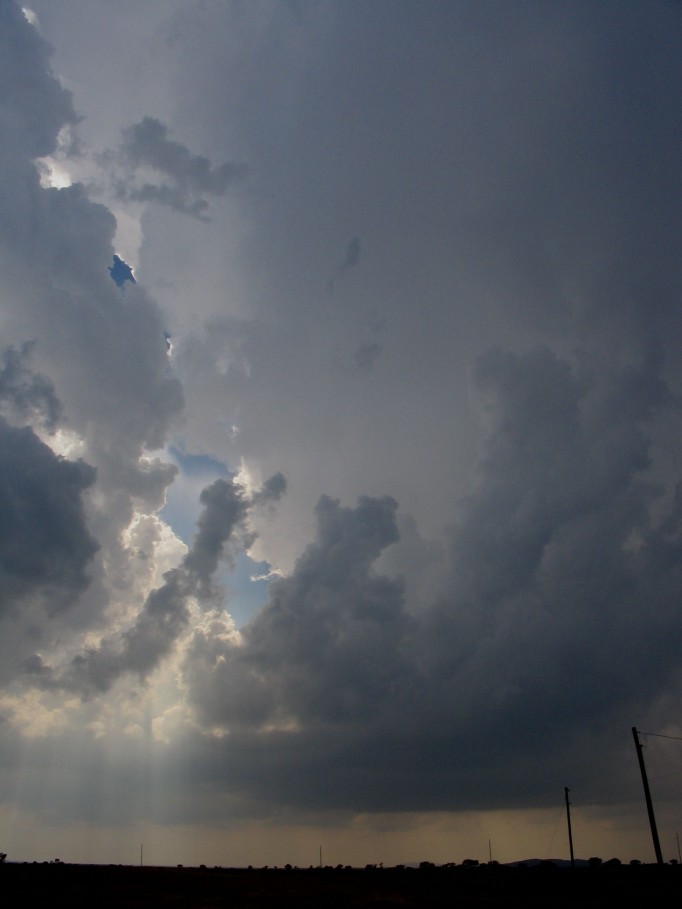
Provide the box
[2,861,679,908]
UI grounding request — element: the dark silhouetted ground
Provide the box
[1,861,679,908]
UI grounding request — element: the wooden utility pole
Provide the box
[564,787,575,869]
[632,727,663,864]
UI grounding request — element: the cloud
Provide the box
[341,236,360,271]
[180,493,409,732]
[0,342,62,430]
[112,115,248,218]
[55,472,285,696]
[328,236,361,293]
[3,0,682,862]
[131,0,682,820]
[170,345,682,816]
[0,418,97,613]
[353,341,381,370]
[0,0,76,161]
[56,478,248,694]
[251,470,287,507]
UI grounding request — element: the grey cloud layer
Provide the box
[167,0,682,566]
[4,0,682,833]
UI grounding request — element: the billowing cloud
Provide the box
[0,1,75,162]
[0,418,97,616]
[30,469,284,698]
[58,478,249,694]
[171,345,682,815]
[110,115,248,218]
[2,0,682,866]
[181,493,408,732]
[0,0,187,721]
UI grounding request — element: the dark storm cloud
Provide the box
[114,115,248,217]
[0,0,76,160]
[145,0,682,820]
[182,493,411,730]
[423,349,676,704]
[178,345,682,813]
[0,417,97,616]
[251,470,287,507]
[183,478,252,598]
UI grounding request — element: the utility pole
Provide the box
[632,727,663,865]
[564,787,575,869]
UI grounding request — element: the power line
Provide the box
[640,731,682,742]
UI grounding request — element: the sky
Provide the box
[0,0,681,867]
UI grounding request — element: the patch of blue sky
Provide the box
[160,445,232,541]
[160,445,270,626]
[109,254,135,288]
[217,555,272,628]
[167,445,232,479]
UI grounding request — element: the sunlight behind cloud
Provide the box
[21,6,37,26]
